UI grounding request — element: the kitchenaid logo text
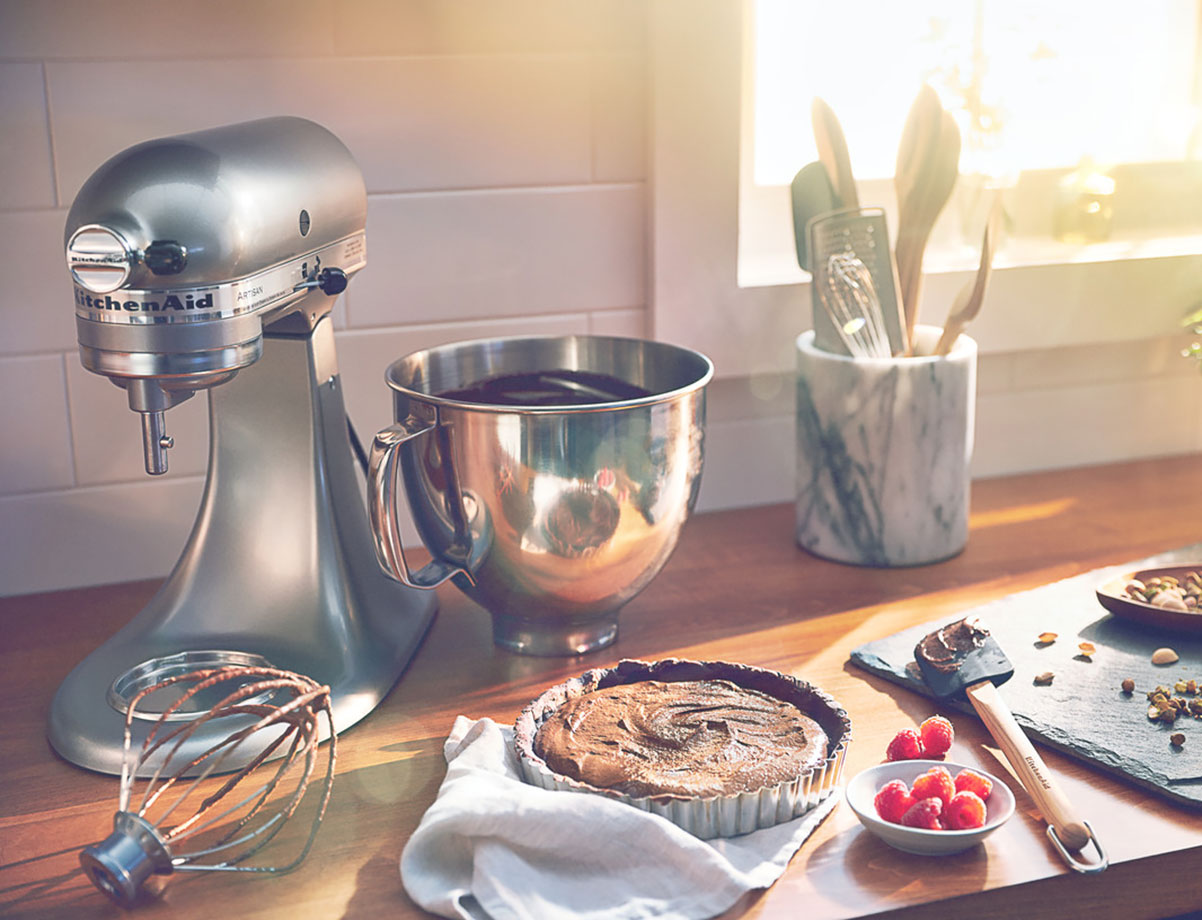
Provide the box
[75,289,214,313]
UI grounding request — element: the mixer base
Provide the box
[48,318,437,775]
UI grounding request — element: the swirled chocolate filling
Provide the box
[533,678,829,798]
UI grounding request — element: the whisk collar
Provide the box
[79,811,172,907]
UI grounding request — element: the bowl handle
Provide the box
[368,417,473,590]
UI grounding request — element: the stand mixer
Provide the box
[48,117,437,775]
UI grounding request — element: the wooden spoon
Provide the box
[895,106,961,344]
[935,193,1002,355]
[894,84,943,212]
[812,97,858,210]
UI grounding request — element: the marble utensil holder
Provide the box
[795,325,976,567]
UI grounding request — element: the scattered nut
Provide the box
[1152,648,1180,665]
[1037,632,1058,644]
[1171,732,1186,746]
[1034,671,1055,685]
[1121,678,1136,694]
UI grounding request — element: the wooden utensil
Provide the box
[790,161,839,272]
[934,193,1001,355]
[812,97,858,210]
[894,85,943,211]
[895,97,960,346]
[914,617,1106,871]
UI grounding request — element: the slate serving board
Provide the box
[850,544,1202,809]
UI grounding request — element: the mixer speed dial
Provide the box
[143,239,188,275]
[66,224,137,293]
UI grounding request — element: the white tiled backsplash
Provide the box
[1,0,1198,597]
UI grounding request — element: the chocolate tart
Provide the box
[513,658,851,839]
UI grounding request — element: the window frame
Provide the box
[649,0,1202,379]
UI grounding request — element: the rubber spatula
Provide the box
[914,617,1107,872]
[790,161,838,272]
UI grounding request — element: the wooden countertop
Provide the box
[4,454,1202,919]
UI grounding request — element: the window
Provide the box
[742,0,1202,287]
[751,0,1199,184]
[649,0,1202,378]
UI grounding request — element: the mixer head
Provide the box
[65,117,367,473]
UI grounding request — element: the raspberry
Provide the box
[885,728,925,761]
[873,779,916,824]
[944,790,988,830]
[910,765,955,806]
[919,715,954,757]
[900,796,944,830]
[953,768,994,802]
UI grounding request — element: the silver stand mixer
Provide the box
[49,117,437,775]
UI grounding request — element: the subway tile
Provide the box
[693,414,794,512]
[586,0,648,53]
[0,0,645,59]
[975,352,1013,396]
[0,477,205,596]
[0,0,334,60]
[705,373,792,424]
[0,354,73,494]
[0,62,54,207]
[351,186,644,327]
[588,308,646,339]
[0,208,77,354]
[330,0,642,55]
[334,314,589,439]
[48,56,593,203]
[65,358,210,487]
[1007,334,1200,392]
[591,53,646,182]
[330,293,348,330]
[972,375,1201,478]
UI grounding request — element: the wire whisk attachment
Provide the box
[807,206,906,357]
[79,665,336,907]
[819,252,892,358]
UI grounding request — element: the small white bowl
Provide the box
[845,759,1015,855]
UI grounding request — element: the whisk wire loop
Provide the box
[83,664,337,906]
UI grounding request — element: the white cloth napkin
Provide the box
[400,716,840,920]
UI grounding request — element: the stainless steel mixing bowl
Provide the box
[368,335,712,655]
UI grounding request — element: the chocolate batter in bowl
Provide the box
[514,659,851,838]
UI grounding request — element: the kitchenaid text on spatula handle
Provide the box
[964,680,1091,851]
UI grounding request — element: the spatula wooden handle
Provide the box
[965,680,1092,852]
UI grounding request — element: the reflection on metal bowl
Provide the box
[542,486,621,558]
